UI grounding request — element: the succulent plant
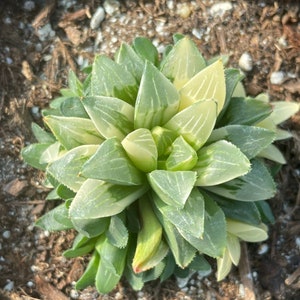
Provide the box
[22,35,299,293]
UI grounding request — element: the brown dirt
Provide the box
[0,1,299,299]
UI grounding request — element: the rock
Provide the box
[103,0,120,16]
[239,52,253,72]
[270,71,285,85]
[210,2,233,18]
[90,7,105,30]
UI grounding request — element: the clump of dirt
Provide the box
[0,1,299,299]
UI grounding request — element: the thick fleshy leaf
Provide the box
[164,100,217,151]
[270,101,299,125]
[179,60,226,113]
[208,125,276,159]
[154,204,197,268]
[204,191,261,225]
[91,55,137,104]
[189,255,212,276]
[82,138,144,186]
[31,123,56,143]
[114,42,144,82]
[151,126,178,157]
[47,145,98,191]
[194,140,250,186]
[69,179,148,219]
[166,136,198,171]
[63,237,98,258]
[258,144,286,164]
[132,196,163,273]
[35,203,74,231]
[122,128,158,172]
[22,143,53,170]
[106,215,128,248]
[133,37,159,66]
[75,250,100,290]
[71,217,110,238]
[39,142,62,164]
[148,170,196,208]
[67,69,83,96]
[177,193,226,258]
[134,61,180,129]
[160,37,206,89]
[60,97,89,118]
[226,233,241,266]
[82,96,134,140]
[216,248,232,281]
[204,159,276,201]
[95,236,127,294]
[154,188,205,239]
[44,116,103,150]
[219,97,272,126]
[226,219,268,242]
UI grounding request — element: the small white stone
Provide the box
[278,36,288,47]
[167,0,174,10]
[239,283,245,297]
[24,1,35,11]
[270,71,285,85]
[176,3,192,18]
[70,289,79,299]
[239,52,253,72]
[27,281,34,288]
[210,2,233,18]
[103,0,120,16]
[6,57,13,64]
[257,243,269,255]
[192,28,203,40]
[3,280,14,292]
[2,230,11,239]
[115,291,123,300]
[90,7,105,30]
[295,237,300,248]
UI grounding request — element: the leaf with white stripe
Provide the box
[134,61,180,129]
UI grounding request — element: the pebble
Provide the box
[37,24,55,41]
[70,289,79,299]
[103,0,120,16]
[257,243,269,255]
[90,7,105,30]
[239,52,253,72]
[270,71,285,85]
[176,3,192,18]
[2,230,11,239]
[3,280,14,292]
[210,2,233,18]
[27,281,34,288]
[192,28,204,40]
[295,237,300,248]
[6,57,13,64]
[23,1,35,12]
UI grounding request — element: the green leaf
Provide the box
[122,128,158,172]
[71,217,110,238]
[216,248,232,281]
[166,136,198,171]
[177,193,226,258]
[148,170,196,208]
[39,142,62,164]
[134,61,180,129]
[194,140,250,186]
[133,37,159,66]
[82,138,144,186]
[189,254,212,276]
[95,237,127,294]
[22,143,53,170]
[151,126,178,157]
[132,196,163,273]
[270,101,299,125]
[204,191,261,225]
[47,145,98,192]
[164,99,217,151]
[255,200,275,224]
[217,68,245,123]
[258,144,286,164]
[154,188,205,239]
[69,179,148,219]
[75,250,100,290]
[208,125,276,159]
[56,184,75,200]
[91,55,137,104]
[67,69,83,96]
[60,97,89,118]
[115,42,144,82]
[226,219,268,242]
[44,116,103,150]
[31,123,56,143]
[154,205,196,268]
[35,203,74,231]
[82,96,134,140]
[179,60,226,113]
[226,233,241,266]
[219,97,272,126]
[204,159,276,201]
[63,241,96,258]
[160,37,206,89]
[106,215,128,248]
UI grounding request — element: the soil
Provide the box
[0,1,300,299]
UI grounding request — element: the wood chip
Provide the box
[35,275,69,300]
[4,178,28,197]
[32,0,57,29]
